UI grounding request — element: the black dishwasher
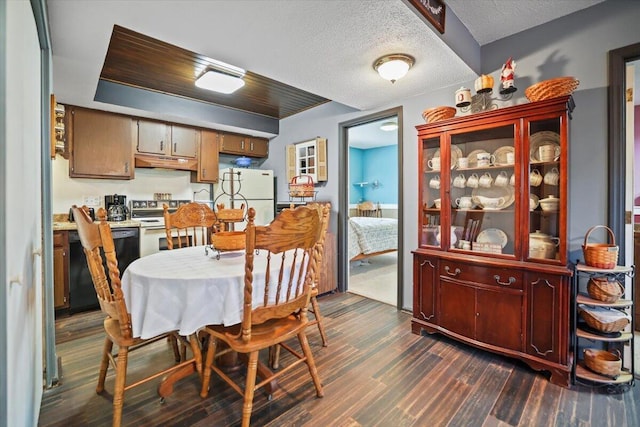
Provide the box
[68,227,140,313]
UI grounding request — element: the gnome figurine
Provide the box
[500,57,517,94]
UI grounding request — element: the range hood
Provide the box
[134,154,197,171]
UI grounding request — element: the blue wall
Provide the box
[349,145,398,204]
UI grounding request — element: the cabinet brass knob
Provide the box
[494,275,516,286]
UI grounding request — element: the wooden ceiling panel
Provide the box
[99,25,330,119]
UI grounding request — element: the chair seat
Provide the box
[206,314,309,354]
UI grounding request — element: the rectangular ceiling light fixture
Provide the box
[196,61,246,94]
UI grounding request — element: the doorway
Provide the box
[338,107,403,309]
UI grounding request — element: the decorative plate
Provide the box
[476,228,508,248]
[492,146,515,165]
[529,131,560,162]
[435,145,463,170]
[471,184,515,209]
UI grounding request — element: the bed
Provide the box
[348,216,398,261]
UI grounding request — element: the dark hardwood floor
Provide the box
[40,293,638,427]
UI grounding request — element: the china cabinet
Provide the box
[413,96,574,386]
[572,263,635,390]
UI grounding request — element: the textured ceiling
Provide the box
[47,0,604,136]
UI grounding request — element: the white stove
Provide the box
[130,199,191,256]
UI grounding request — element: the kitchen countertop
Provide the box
[53,217,141,231]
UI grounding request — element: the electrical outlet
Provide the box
[83,195,101,206]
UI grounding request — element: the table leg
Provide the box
[158,334,202,399]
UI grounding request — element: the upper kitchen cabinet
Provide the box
[67,106,135,179]
[219,132,269,158]
[192,129,220,183]
[136,120,199,157]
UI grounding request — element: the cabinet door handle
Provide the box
[202,169,206,178]
[241,140,245,150]
[444,266,461,277]
[124,162,129,173]
[250,141,254,151]
[160,140,164,151]
[173,142,177,152]
[494,275,516,286]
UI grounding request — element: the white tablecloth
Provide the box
[121,246,306,339]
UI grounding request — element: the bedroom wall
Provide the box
[349,145,398,205]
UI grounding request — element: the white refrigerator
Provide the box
[214,168,275,227]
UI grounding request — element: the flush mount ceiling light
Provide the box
[380,121,398,131]
[373,54,414,83]
[195,61,246,94]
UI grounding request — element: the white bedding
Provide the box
[348,217,398,260]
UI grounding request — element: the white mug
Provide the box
[466,173,479,188]
[428,157,441,170]
[457,157,469,169]
[506,152,515,165]
[538,144,560,162]
[544,167,560,186]
[530,169,543,186]
[476,152,495,167]
[495,171,509,187]
[434,198,442,209]
[429,175,441,189]
[455,87,472,107]
[479,172,493,188]
[452,174,466,188]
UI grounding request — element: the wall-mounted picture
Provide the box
[407,0,446,34]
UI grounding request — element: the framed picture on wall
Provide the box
[406,0,446,34]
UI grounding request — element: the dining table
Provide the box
[120,245,294,398]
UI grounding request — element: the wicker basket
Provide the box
[211,231,246,251]
[288,175,315,198]
[587,277,624,303]
[215,204,245,222]
[578,305,630,333]
[582,225,619,269]
[524,77,579,102]
[422,106,456,124]
[583,348,621,378]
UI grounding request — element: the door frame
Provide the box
[338,106,404,310]
[608,42,640,330]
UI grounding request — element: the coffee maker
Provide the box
[105,194,128,221]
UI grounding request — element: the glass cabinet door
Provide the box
[448,124,517,257]
[421,136,442,247]
[527,117,563,263]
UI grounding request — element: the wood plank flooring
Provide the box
[40,293,639,427]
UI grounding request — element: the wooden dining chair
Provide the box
[163,202,218,249]
[199,204,326,427]
[71,206,202,427]
[356,200,382,217]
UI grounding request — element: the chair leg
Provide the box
[310,296,328,347]
[188,334,203,378]
[96,337,113,394]
[167,335,181,362]
[200,336,217,398]
[112,346,129,427]
[241,351,260,427]
[269,345,281,370]
[298,332,324,398]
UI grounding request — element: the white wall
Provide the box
[262,1,640,311]
[3,1,44,425]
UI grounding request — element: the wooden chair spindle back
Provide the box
[163,202,217,249]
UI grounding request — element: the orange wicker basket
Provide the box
[582,225,619,269]
[288,175,315,198]
[583,348,621,378]
[525,77,579,102]
[587,277,624,303]
[211,231,246,251]
[422,106,456,123]
[578,305,629,333]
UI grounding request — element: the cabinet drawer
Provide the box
[439,260,523,290]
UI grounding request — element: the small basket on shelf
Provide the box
[578,304,630,333]
[582,225,619,269]
[421,106,456,123]
[583,348,621,378]
[524,76,579,102]
[288,175,315,198]
[587,277,624,303]
[215,203,245,222]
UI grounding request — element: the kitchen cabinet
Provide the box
[136,119,199,158]
[572,264,635,389]
[192,129,220,183]
[67,106,135,179]
[412,96,574,387]
[53,231,69,310]
[219,132,269,158]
